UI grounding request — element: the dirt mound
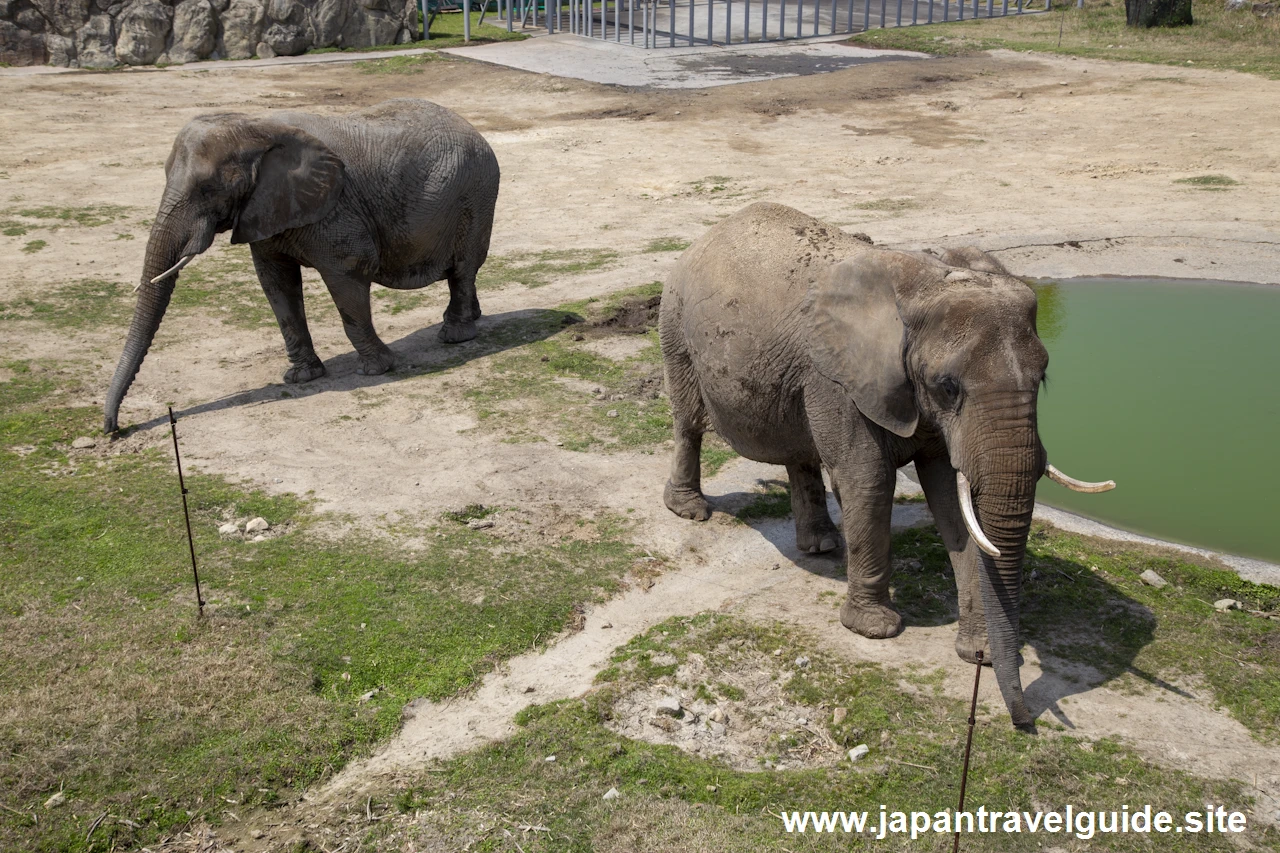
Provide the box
[594,295,661,334]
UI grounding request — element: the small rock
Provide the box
[607,409,619,418]
[709,721,727,736]
[708,708,726,724]
[848,744,870,762]
[252,535,267,542]
[601,621,613,629]
[273,478,283,484]
[602,787,620,800]
[795,655,810,668]
[1214,599,1242,612]
[523,686,535,693]
[359,688,380,703]
[250,829,264,839]
[656,695,683,717]
[341,671,351,682]
[1139,569,1168,589]
[545,755,556,762]
[218,522,240,536]
[832,707,848,725]
[467,518,495,530]
[44,791,65,809]
[245,517,270,533]
[796,717,808,726]
[705,784,717,792]
[71,437,96,449]
[773,648,782,657]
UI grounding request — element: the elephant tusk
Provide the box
[140,254,196,290]
[956,471,1002,558]
[1045,464,1116,494]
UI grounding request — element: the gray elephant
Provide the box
[104,98,500,434]
[660,203,1113,728]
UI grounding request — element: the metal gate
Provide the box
[492,0,1048,47]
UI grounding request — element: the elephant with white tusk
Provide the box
[104,99,500,434]
[659,203,1114,729]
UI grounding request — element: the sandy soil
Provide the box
[3,44,1279,841]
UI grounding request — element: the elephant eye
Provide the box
[937,376,961,405]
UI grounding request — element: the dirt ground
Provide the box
[3,44,1280,847]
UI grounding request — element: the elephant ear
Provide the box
[232,126,345,244]
[807,253,919,438]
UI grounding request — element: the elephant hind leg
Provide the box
[788,461,840,554]
[662,312,711,522]
[440,266,481,344]
[322,271,394,376]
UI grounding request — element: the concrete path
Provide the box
[442,32,927,87]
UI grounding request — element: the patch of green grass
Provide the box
[443,503,497,524]
[464,284,672,452]
[849,0,1280,79]
[854,197,919,213]
[479,248,621,291]
[374,614,1260,851]
[1174,174,1240,189]
[3,204,131,229]
[2,223,28,236]
[21,239,46,254]
[355,52,451,74]
[735,481,793,521]
[0,279,132,328]
[700,440,739,478]
[0,367,642,852]
[167,243,277,329]
[643,236,692,253]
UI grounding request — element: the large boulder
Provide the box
[46,31,75,63]
[219,0,265,57]
[310,0,347,46]
[0,20,45,65]
[74,13,116,66]
[29,0,92,36]
[115,0,171,64]
[261,20,307,53]
[0,0,14,17]
[163,0,216,62]
[267,0,305,24]
[340,5,399,48]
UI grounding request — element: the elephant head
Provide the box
[103,113,345,433]
[810,248,1113,728]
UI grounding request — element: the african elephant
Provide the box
[659,203,1113,728]
[103,99,500,434]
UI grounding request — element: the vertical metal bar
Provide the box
[911,0,917,23]
[167,408,205,618]
[862,0,869,32]
[727,0,733,43]
[763,0,769,38]
[780,0,786,36]
[670,0,675,44]
[973,0,977,17]
[1001,0,1008,13]
[707,0,713,44]
[943,0,948,22]
[895,0,901,25]
[847,0,853,31]
[958,0,963,21]
[688,0,694,43]
[878,0,885,26]
[796,0,803,38]
[815,0,821,34]
[830,0,836,33]
[1017,0,1022,13]
[952,652,984,853]
[464,3,471,39]
[927,0,933,22]
[629,0,634,42]
[745,0,750,39]
[986,0,992,14]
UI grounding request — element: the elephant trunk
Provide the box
[103,203,211,433]
[962,394,1044,729]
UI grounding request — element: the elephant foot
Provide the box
[283,361,326,384]
[664,481,711,522]
[955,632,991,666]
[356,349,395,376]
[439,319,478,344]
[840,600,904,639]
[796,525,841,555]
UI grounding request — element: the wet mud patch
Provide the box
[592,293,662,335]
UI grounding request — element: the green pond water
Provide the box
[1031,278,1279,564]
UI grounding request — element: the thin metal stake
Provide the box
[952,650,983,853]
[168,407,205,618]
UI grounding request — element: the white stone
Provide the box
[245,517,270,533]
[603,787,620,800]
[467,518,495,530]
[1139,569,1168,589]
[545,755,556,762]
[848,744,870,762]
[795,655,810,668]
[71,437,96,449]
[708,708,726,724]
[218,522,240,536]
[709,721,726,736]
[655,695,683,717]
[1213,598,1242,611]
[833,707,848,725]
[44,791,65,809]
[607,409,619,418]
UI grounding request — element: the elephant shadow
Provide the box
[704,473,1183,731]
[119,308,581,436]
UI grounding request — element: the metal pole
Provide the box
[796,0,802,38]
[168,407,205,618]
[911,0,917,23]
[464,2,471,39]
[953,651,984,853]
[895,0,901,25]
[707,0,712,44]
[862,0,869,33]
[745,0,750,39]
[727,0,733,43]
[928,0,933,22]
[762,0,769,38]
[879,0,885,26]
[829,0,836,33]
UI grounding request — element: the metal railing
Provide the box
[492,0,1047,46]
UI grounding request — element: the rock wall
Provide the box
[0,0,418,67]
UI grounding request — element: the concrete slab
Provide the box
[442,32,928,88]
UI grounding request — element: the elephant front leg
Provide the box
[915,453,989,665]
[439,268,482,344]
[832,461,901,639]
[251,247,325,384]
[321,271,395,376]
[787,461,840,554]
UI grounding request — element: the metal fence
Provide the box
[492,0,1048,46]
